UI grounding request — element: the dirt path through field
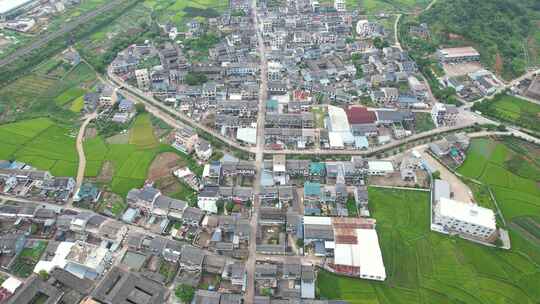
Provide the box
[69,112,97,207]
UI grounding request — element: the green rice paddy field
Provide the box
[0,118,79,177]
[319,0,430,12]
[476,95,540,133]
[0,114,184,197]
[0,61,96,123]
[318,137,540,304]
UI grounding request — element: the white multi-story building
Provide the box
[433,197,497,240]
[334,0,346,12]
[135,69,150,90]
[431,103,458,128]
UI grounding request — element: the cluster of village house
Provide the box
[0,160,76,203]
[0,0,512,303]
[436,46,503,101]
[0,191,323,303]
[0,136,501,302]
[0,0,83,33]
[109,0,471,152]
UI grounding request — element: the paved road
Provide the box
[393,14,402,50]
[245,1,268,302]
[107,70,257,155]
[420,149,473,203]
[69,113,97,208]
[0,0,126,68]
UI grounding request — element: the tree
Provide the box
[296,239,304,248]
[38,270,49,280]
[135,103,146,114]
[373,37,389,49]
[184,72,208,86]
[432,170,441,180]
[175,284,195,303]
[216,200,224,213]
[496,124,507,132]
[226,201,235,213]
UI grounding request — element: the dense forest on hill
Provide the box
[420,0,539,79]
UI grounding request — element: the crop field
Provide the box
[55,87,87,106]
[334,0,431,12]
[473,94,540,132]
[70,96,85,112]
[129,114,159,149]
[10,241,48,278]
[0,61,96,123]
[84,115,201,197]
[145,0,229,26]
[85,138,198,196]
[317,186,540,304]
[0,118,79,176]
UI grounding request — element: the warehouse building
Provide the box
[437,46,480,64]
[333,229,386,281]
[0,0,38,21]
[326,105,354,149]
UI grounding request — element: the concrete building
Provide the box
[0,0,37,21]
[433,197,497,241]
[333,229,386,281]
[135,69,150,90]
[327,105,354,149]
[334,0,346,12]
[366,161,394,176]
[431,103,458,128]
[437,47,480,64]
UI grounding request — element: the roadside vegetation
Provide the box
[472,93,540,133]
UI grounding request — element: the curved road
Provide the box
[69,113,97,208]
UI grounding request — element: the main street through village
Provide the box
[1,1,539,303]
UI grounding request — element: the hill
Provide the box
[420,0,540,79]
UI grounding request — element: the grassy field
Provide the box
[0,118,79,176]
[359,0,431,13]
[10,241,48,278]
[129,114,159,149]
[84,115,202,197]
[472,94,540,132]
[0,60,96,123]
[414,112,436,133]
[317,185,540,304]
[457,137,540,221]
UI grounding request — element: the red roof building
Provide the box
[346,106,377,124]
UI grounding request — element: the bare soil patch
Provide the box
[106,133,129,144]
[442,62,483,77]
[84,127,97,139]
[148,152,180,180]
[369,171,429,188]
[97,161,114,183]
[155,175,181,195]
